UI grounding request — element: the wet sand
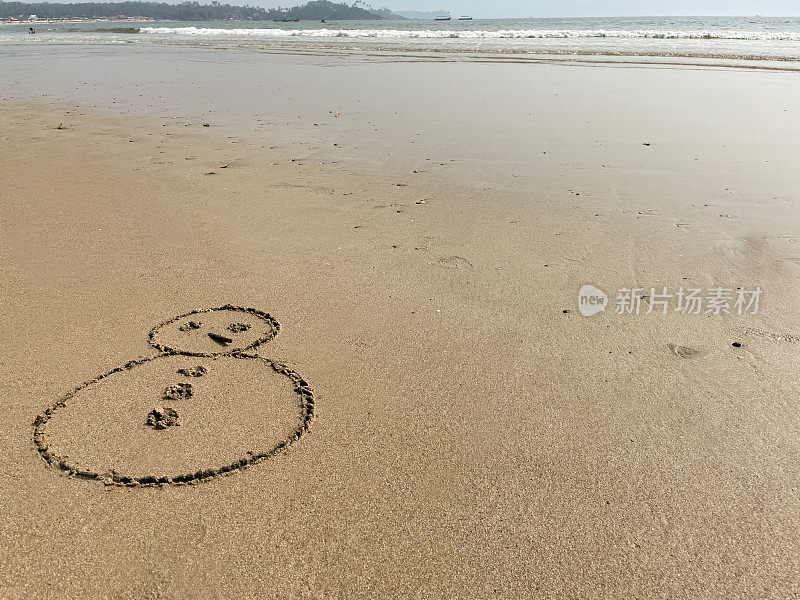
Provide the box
[2,47,800,598]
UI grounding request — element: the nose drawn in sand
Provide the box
[32,305,314,487]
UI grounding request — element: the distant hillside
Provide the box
[0,0,385,21]
[394,10,450,20]
[367,7,407,20]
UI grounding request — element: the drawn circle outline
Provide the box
[148,304,280,357]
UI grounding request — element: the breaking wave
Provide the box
[138,27,800,41]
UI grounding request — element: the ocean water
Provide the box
[3,16,800,63]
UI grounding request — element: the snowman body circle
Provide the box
[33,306,314,486]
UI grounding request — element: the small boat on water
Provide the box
[458,16,473,20]
[434,14,451,21]
[273,18,299,22]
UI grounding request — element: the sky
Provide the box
[369,1,800,18]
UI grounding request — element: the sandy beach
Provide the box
[2,44,800,598]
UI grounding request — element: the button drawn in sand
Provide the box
[177,365,207,378]
[163,382,193,401]
[147,407,180,430]
[32,305,314,487]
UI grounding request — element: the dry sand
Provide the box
[2,49,800,598]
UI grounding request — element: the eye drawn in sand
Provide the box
[32,305,314,487]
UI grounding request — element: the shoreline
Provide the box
[5,17,800,69]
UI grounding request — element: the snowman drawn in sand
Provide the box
[33,305,314,486]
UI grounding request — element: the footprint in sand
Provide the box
[32,305,314,487]
[667,343,704,359]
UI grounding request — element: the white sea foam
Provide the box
[138,27,800,41]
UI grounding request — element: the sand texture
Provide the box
[2,49,800,598]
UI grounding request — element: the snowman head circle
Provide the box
[148,305,279,356]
